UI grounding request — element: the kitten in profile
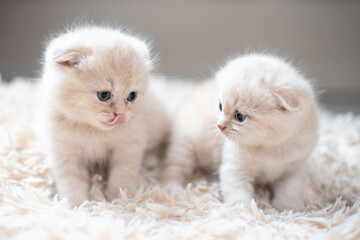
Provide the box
[217,54,318,211]
[41,26,167,206]
[161,53,317,211]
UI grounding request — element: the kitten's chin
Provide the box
[221,131,250,145]
[220,131,238,142]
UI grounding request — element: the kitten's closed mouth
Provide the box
[102,114,127,127]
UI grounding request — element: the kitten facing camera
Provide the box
[41,26,168,206]
[217,54,318,211]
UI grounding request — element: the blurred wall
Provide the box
[0,0,359,113]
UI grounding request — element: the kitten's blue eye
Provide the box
[219,102,222,111]
[235,111,246,122]
[97,91,111,101]
[127,91,137,102]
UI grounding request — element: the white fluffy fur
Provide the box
[0,22,357,237]
[216,54,318,211]
[41,26,168,206]
[1,78,360,239]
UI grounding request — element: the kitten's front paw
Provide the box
[223,192,252,208]
[160,173,185,188]
[66,193,89,208]
[105,184,137,202]
[166,182,186,196]
[272,197,304,212]
[105,187,120,202]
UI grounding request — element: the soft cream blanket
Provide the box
[0,79,359,239]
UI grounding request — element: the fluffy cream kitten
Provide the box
[161,54,318,211]
[217,54,318,211]
[41,26,167,206]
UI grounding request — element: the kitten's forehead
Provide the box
[47,27,151,92]
[78,47,148,91]
[216,55,282,104]
[217,74,273,113]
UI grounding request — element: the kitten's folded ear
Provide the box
[272,86,306,112]
[52,47,89,67]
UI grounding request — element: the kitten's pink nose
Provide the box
[217,124,227,131]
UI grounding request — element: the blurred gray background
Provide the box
[1,0,359,113]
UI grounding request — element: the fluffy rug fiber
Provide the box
[0,79,360,239]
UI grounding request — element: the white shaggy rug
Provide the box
[0,78,360,239]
